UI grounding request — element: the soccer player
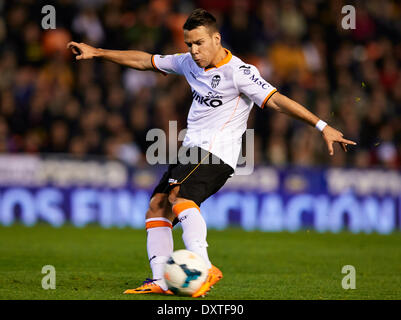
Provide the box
[67,9,356,297]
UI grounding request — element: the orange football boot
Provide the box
[192,265,223,298]
[123,278,174,295]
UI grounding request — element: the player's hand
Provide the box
[321,125,356,156]
[66,41,98,60]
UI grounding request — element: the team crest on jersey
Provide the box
[211,74,221,88]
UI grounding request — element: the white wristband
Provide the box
[315,120,327,132]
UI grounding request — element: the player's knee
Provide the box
[146,194,170,220]
[168,186,180,206]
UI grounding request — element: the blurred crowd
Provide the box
[1,0,401,169]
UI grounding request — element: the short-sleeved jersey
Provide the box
[152,49,277,170]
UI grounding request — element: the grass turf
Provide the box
[0,224,400,300]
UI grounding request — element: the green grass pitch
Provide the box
[0,224,400,300]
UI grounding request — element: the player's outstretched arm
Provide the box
[66,41,154,71]
[266,92,356,156]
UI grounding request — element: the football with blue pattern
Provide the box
[163,249,208,295]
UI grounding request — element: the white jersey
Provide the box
[152,49,277,170]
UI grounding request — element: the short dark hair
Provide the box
[183,8,218,33]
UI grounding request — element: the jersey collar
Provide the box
[204,48,232,72]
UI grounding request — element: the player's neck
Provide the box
[207,47,227,69]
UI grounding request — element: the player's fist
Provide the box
[66,41,98,60]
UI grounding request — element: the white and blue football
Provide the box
[163,249,208,295]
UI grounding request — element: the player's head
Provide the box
[183,8,221,68]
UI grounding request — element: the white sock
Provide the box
[174,203,212,269]
[146,218,173,291]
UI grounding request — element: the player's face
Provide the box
[184,26,220,68]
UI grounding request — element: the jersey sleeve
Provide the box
[234,64,277,108]
[151,53,186,76]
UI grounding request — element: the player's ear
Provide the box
[213,32,221,46]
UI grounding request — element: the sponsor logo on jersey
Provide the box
[250,74,269,89]
[240,65,251,75]
[211,74,221,88]
[192,90,223,108]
